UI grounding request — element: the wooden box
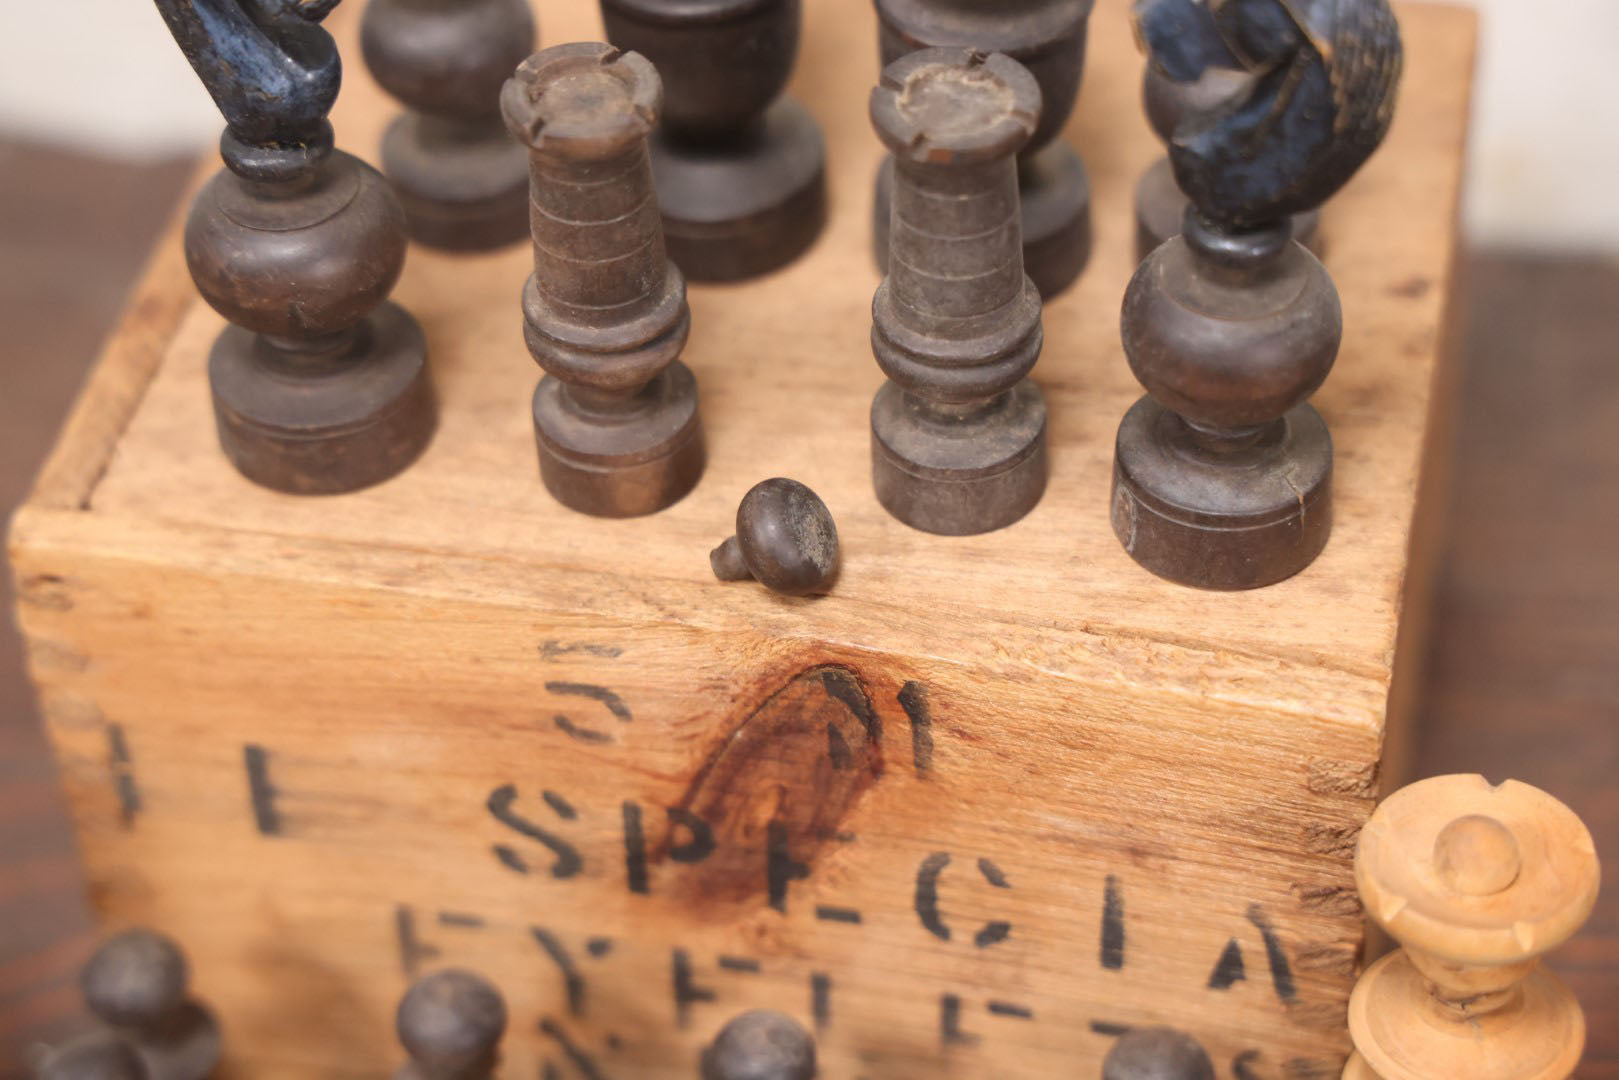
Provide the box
[8,1,1474,1076]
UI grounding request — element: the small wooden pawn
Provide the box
[33,1033,147,1080]
[873,0,1095,298]
[869,47,1048,535]
[600,0,827,281]
[701,1010,816,1080]
[502,42,706,517]
[1134,64,1320,262]
[1101,1027,1215,1080]
[1345,775,1601,1080]
[80,930,220,1080]
[394,969,507,1080]
[361,0,538,250]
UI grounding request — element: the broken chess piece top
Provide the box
[711,479,839,597]
[701,1010,817,1080]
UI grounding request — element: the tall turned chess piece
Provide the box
[1134,64,1320,262]
[873,0,1094,298]
[502,43,706,517]
[701,1010,816,1080]
[1102,1027,1214,1080]
[600,0,827,281]
[1112,0,1402,589]
[869,48,1048,536]
[155,0,436,495]
[361,0,537,250]
[80,930,220,1080]
[394,969,507,1080]
[1345,775,1601,1080]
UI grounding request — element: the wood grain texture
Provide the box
[6,1,1475,1077]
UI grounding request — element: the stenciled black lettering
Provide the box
[622,801,649,894]
[1208,938,1247,990]
[915,852,951,941]
[538,1018,608,1080]
[548,681,633,743]
[244,744,281,836]
[666,808,715,864]
[898,681,933,776]
[811,973,831,1030]
[767,820,809,913]
[1246,904,1298,1002]
[394,905,441,978]
[1101,875,1125,970]
[106,724,141,828]
[987,1001,1033,1019]
[672,948,716,1028]
[487,784,582,878]
[531,926,586,1016]
[940,994,978,1047]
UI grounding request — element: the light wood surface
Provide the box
[8,0,1476,1076]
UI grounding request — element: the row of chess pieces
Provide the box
[153,0,1403,592]
[30,774,1601,1080]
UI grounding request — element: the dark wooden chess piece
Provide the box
[361,0,537,251]
[33,1033,148,1080]
[869,48,1047,536]
[502,42,706,518]
[155,0,436,495]
[1112,0,1402,589]
[599,0,826,282]
[1135,63,1321,262]
[872,0,1095,298]
[80,930,220,1080]
[394,969,506,1080]
[701,1010,816,1080]
[711,479,839,596]
[1101,1027,1215,1080]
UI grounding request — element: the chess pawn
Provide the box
[1345,775,1600,1080]
[869,48,1047,535]
[1101,1027,1214,1080]
[502,43,706,517]
[394,969,507,1080]
[599,0,827,281]
[1114,0,1402,589]
[701,1010,816,1080]
[1134,64,1320,262]
[33,1034,147,1080]
[873,0,1094,298]
[361,0,538,250]
[80,930,220,1080]
[155,0,435,495]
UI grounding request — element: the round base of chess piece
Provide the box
[210,302,435,495]
[531,362,705,518]
[380,114,530,252]
[1347,950,1585,1080]
[873,146,1093,300]
[871,380,1048,536]
[1018,141,1093,298]
[651,98,827,282]
[1112,398,1331,589]
[1135,157,1321,263]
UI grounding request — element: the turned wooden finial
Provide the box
[1345,774,1601,1080]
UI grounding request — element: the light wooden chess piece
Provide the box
[1345,774,1600,1080]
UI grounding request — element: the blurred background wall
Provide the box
[1,0,1617,251]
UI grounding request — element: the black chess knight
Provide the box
[1111,0,1401,590]
[154,0,436,494]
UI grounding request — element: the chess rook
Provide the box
[600,0,827,281]
[873,0,1094,298]
[1134,64,1321,262]
[80,930,220,1080]
[869,48,1047,535]
[701,1010,816,1080]
[503,43,705,517]
[361,0,537,250]
[394,969,507,1080]
[1345,775,1600,1080]
[156,0,435,495]
[1114,0,1401,589]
